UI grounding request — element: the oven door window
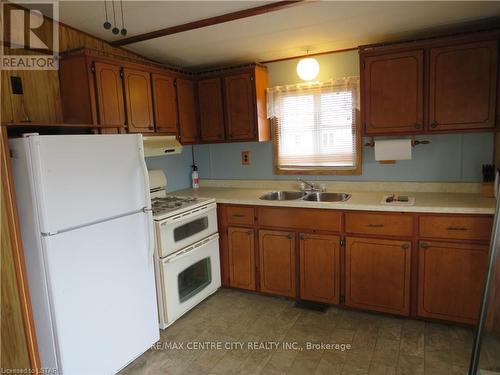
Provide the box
[178,257,212,303]
[174,217,209,242]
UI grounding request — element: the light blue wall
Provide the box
[146,146,193,192]
[194,133,493,182]
[150,50,494,186]
[192,49,494,183]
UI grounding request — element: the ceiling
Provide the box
[56,1,500,69]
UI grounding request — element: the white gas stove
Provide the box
[147,169,220,329]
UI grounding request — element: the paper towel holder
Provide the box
[364,137,430,147]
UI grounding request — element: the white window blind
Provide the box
[267,78,360,173]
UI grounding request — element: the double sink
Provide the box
[259,191,351,203]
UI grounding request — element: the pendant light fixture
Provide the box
[111,0,119,35]
[102,0,127,36]
[103,0,111,30]
[296,51,320,81]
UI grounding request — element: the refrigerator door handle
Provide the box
[144,209,155,267]
[138,135,155,267]
[137,135,152,210]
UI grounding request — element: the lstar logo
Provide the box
[1,0,59,70]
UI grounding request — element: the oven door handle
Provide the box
[163,233,219,264]
[163,203,217,225]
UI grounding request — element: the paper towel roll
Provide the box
[374,139,412,161]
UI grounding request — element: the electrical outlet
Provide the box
[241,151,251,165]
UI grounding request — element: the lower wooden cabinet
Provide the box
[227,227,255,291]
[345,237,411,316]
[418,241,488,324]
[299,234,340,304]
[218,204,492,325]
[259,230,296,298]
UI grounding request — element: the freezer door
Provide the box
[42,212,159,375]
[27,134,150,234]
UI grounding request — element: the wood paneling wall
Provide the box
[1,3,157,124]
[1,127,40,371]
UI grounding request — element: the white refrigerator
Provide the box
[9,134,160,375]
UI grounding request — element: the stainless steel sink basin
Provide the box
[302,192,351,202]
[259,191,306,201]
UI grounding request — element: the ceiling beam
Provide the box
[110,0,308,47]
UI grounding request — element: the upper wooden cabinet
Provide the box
[198,78,225,142]
[151,74,178,134]
[59,50,268,142]
[299,233,340,304]
[93,62,126,128]
[259,230,296,298]
[363,50,424,134]
[224,72,256,140]
[176,78,199,144]
[59,49,183,133]
[122,68,154,133]
[428,41,498,131]
[360,34,499,135]
[222,65,270,142]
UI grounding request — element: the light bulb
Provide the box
[296,57,320,81]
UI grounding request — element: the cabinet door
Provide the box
[224,72,256,140]
[152,74,178,134]
[228,227,255,291]
[94,62,126,127]
[259,230,296,298]
[363,50,424,134]
[299,234,340,304]
[198,78,225,142]
[418,241,488,324]
[123,68,154,133]
[345,237,411,316]
[176,78,199,143]
[429,41,498,131]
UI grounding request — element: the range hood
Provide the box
[142,135,183,157]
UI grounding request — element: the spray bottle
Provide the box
[191,164,199,189]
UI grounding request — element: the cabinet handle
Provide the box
[300,234,305,240]
[247,230,253,235]
[367,224,384,228]
[430,121,438,128]
[446,227,468,231]
[287,234,293,240]
[414,123,422,130]
[231,214,246,218]
[420,242,429,249]
[401,244,410,250]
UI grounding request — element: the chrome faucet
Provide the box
[297,178,319,192]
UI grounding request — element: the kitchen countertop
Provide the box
[174,187,496,215]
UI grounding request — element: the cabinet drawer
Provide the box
[258,207,341,232]
[419,215,493,241]
[345,212,414,237]
[226,206,255,226]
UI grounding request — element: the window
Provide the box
[267,78,361,175]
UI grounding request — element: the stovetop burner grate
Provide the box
[151,196,200,216]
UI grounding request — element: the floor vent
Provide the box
[294,300,328,312]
